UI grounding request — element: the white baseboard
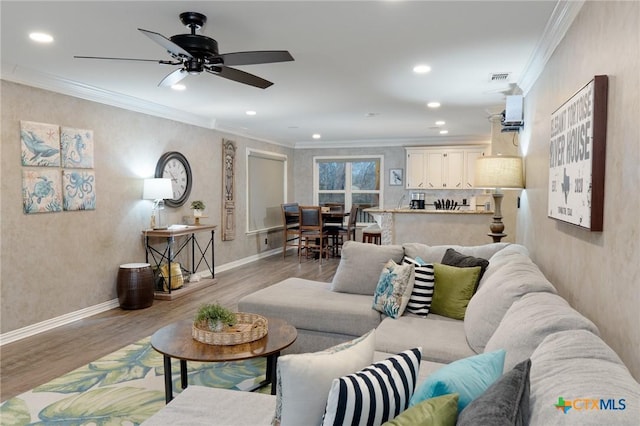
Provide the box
[0,249,282,346]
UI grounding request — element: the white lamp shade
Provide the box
[143,178,173,200]
[475,156,524,189]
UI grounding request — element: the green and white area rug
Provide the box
[1,336,266,425]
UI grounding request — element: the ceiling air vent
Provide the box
[489,72,510,82]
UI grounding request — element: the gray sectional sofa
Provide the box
[143,241,640,425]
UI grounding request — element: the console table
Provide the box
[143,225,216,295]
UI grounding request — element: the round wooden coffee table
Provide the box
[151,317,297,403]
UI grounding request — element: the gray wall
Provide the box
[518,1,639,379]
[0,81,294,333]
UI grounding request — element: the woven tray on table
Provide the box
[192,312,268,345]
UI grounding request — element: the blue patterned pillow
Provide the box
[402,256,435,317]
[323,348,422,426]
[372,260,415,318]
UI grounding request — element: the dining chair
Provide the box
[331,204,359,254]
[281,203,300,259]
[298,205,329,263]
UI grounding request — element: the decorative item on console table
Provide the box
[474,155,524,242]
[190,200,207,225]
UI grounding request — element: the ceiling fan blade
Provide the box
[218,50,294,66]
[206,66,273,89]
[74,55,177,64]
[138,28,193,59]
[158,68,188,87]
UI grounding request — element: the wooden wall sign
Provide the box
[548,75,608,231]
[222,139,236,241]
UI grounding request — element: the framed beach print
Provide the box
[548,75,608,231]
[20,121,60,167]
[22,169,63,214]
[63,170,96,211]
[390,168,403,186]
[61,127,94,168]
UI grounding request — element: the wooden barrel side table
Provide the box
[117,263,154,309]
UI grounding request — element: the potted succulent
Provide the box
[195,303,237,332]
[190,200,206,217]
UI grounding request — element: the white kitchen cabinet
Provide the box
[464,148,487,188]
[405,149,427,189]
[405,146,487,190]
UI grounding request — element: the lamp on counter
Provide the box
[474,155,524,242]
[143,178,173,230]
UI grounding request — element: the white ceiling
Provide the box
[1,1,573,148]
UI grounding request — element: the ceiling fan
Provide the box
[75,11,294,89]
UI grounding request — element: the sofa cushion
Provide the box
[529,330,640,425]
[375,315,475,364]
[464,249,557,354]
[457,359,531,426]
[141,386,276,426]
[238,278,381,337]
[402,243,510,265]
[331,241,405,295]
[430,264,481,320]
[372,260,415,318]
[276,330,376,426]
[402,257,435,317]
[485,292,600,371]
[441,248,489,285]
[382,393,459,426]
[322,348,422,426]
[410,349,506,413]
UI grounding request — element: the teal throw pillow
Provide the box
[429,263,481,320]
[382,393,459,426]
[372,259,415,318]
[410,349,506,412]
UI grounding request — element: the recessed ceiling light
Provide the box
[435,120,446,126]
[171,84,186,91]
[439,130,449,135]
[413,64,431,74]
[29,32,53,43]
[427,102,441,108]
[246,110,257,116]
[312,133,321,139]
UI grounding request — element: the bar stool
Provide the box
[362,225,382,245]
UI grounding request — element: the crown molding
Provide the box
[519,1,585,95]
[2,64,216,129]
[294,135,490,150]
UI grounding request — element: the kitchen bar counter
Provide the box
[363,207,499,246]
[365,207,493,214]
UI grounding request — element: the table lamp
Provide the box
[474,155,524,242]
[143,178,173,229]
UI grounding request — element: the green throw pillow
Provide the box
[383,393,459,426]
[430,263,481,320]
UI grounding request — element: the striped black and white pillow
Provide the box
[322,347,422,426]
[402,256,435,317]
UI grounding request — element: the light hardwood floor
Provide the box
[0,253,340,401]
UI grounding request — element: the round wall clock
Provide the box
[155,151,192,207]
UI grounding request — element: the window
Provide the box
[314,156,382,223]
